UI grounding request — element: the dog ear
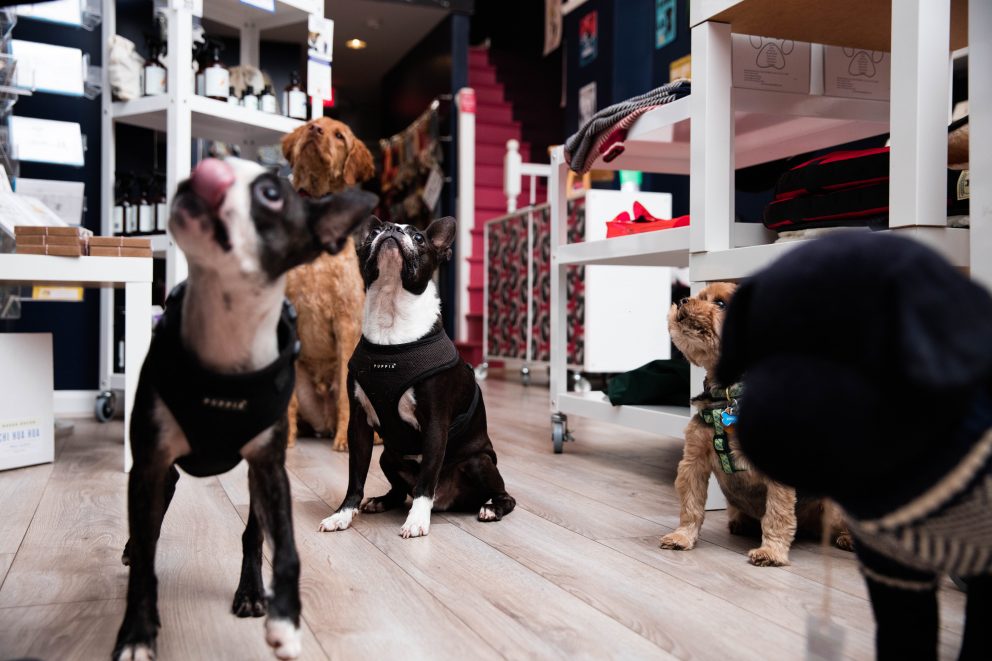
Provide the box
[343,136,376,185]
[308,189,379,255]
[281,124,308,167]
[425,216,456,261]
[715,278,755,387]
[889,253,992,390]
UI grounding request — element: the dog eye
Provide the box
[413,233,425,244]
[261,184,281,202]
[335,131,345,140]
[368,229,380,240]
[714,300,726,309]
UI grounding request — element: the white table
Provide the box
[0,254,153,471]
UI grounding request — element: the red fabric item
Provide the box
[607,209,690,238]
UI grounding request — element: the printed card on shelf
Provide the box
[8,116,85,167]
[822,45,890,100]
[732,34,811,93]
[307,57,332,102]
[11,40,85,97]
[14,179,85,225]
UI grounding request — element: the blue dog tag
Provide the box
[721,410,738,427]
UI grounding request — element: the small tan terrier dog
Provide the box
[659,282,852,566]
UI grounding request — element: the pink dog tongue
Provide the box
[190,158,235,210]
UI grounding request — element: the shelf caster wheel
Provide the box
[521,365,531,386]
[551,412,572,454]
[94,390,116,423]
[474,362,489,380]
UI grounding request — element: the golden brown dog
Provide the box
[659,282,852,566]
[281,117,375,450]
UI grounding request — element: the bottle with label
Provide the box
[227,85,239,105]
[242,85,259,111]
[112,176,127,236]
[260,84,277,113]
[125,179,140,236]
[154,175,168,233]
[143,37,167,96]
[202,41,229,101]
[283,71,307,120]
[138,179,156,235]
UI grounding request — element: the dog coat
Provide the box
[348,325,480,443]
[145,282,299,477]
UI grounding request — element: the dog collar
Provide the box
[146,281,301,476]
[697,382,746,474]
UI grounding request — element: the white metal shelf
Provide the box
[204,0,320,31]
[557,227,690,267]
[558,392,692,439]
[0,254,152,286]
[112,95,304,147]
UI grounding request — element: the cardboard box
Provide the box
[16,233,88,247]
[14,225,92,238]
[16,244,83,257]
[90,236,152,249]
[90,246,152,258]
[0,334,54,471]
[732,34,811,93]
[822,45,890,100]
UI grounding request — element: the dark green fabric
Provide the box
[606,359,690,406]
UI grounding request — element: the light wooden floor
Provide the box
[0,378,966,660]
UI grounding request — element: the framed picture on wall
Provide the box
[579,11,597,67]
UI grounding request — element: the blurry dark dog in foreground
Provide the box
[717,232,992,661]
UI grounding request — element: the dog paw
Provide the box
[231,590,268,618]
[748,546,790,567]
[331,439,348,453]
[659,531,696,551]
[478,505,500,522]
[400,496,432,538]
[318,508,355,532]
[265,618,301,660]
[834,533,855,552]
[115,643,156,661]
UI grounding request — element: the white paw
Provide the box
[400,496,433,538]
[318,508,355,532]
[117,644,155,661]
[265,618,302,660]
[478,505,498,521]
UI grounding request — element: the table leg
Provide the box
[123,282,152,472]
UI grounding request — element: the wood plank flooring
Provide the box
[0,378,966,660]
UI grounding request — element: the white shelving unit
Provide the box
[549,0,990,458]
[97,0,318,402]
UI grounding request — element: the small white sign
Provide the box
[9,116,85,167]
[240,0,275,12]
[12,40,85,96]
[308,16,334,62]
[15,0,82,27]
[307,57,332,102]
[579,81,597,126]
[0,334,54,472]
[15,178,86,225]
[421,165,444,211]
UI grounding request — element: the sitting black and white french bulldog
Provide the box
[114,157,376,661]
[318,217,515,538]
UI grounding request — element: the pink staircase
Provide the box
[456,46,547,365]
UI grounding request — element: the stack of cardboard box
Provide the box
[14,227,152,257]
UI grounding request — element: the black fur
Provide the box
[114,161,375,660]
[331,217,515,527]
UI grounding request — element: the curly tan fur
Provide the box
[282,118,375,451]
[659,283,852,565]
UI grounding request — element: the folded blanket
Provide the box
[565,79,691,174]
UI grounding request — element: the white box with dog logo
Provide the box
[0,333,54,471]
[732,34,811,93]
[822,45,891,100]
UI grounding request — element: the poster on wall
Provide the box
[544,0,562,56]
[579,81,597,126]
[579,11,598,67]
[307,16,334,101]
[656,0,677,49]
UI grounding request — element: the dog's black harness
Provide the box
[695,382,746,474]
[348,325,479,442]
[146,282,300,477]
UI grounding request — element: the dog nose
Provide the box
[190,158,235,210]
[309,123,323,136]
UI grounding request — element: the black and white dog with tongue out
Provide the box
[114,157,376,661]
[318,216,515,538]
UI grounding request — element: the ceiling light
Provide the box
[346,38,367,50]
